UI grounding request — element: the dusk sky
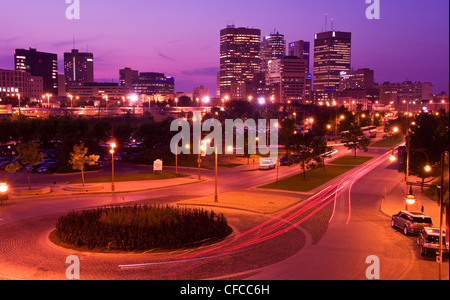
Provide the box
[1,0,448,95]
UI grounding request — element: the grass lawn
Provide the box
[329,156,373,165]
[69,172,188,184]
[370,135,404,147]
[209,158,243,168]
[257,165,355,192]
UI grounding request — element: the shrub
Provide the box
[54,205,232,252]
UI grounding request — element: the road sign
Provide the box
[153,159,163,173]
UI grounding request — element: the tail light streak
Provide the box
[119,149,397,272]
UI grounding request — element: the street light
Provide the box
[68,94,73,108]
[0,182,8,193]
[17,93,21,114]
[129,94,138,115]
[43,93,52,116]
[0,182,8,203]
[110,142,116,192]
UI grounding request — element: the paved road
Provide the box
[0,146,447,280]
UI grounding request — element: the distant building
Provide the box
[313,31,351,97]
[260,32,286,80]
[219,25,261,100]
[339,68,374,91]
[0,69,43,100]
[379,81,433,109]
[268,56,308,103]
[68,82,129,100]
[64,49,94,92]
[119,67,139,89]
[193,85,210,101]
[288,40,310,74]
[132,72,174,96]
[14,48,58,95]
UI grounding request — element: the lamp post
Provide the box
[438,152,447,280]
[198,140,207,180]
[110,142,116,192]
[405,129,432,196]
[68,94,73,108]
[43,93,52,116]
[214,140,218,203]
[0,182,8,203]
[17,93,21,114]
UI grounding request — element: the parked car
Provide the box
[417,227,449,256]
[391,211,433,235]
[279,156,289,166]
[0,160,11,170]
[259,159,276,170]
[37,162,61,174]
[32,162,46,173]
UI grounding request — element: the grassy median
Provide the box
[329,156,373,165]
[69,172,188,184]
[258,165,354,192]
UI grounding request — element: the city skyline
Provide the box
[0,0,448,95]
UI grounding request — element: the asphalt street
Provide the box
[0,146,448,280]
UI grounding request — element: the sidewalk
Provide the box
[6,176,202,200]
[381,178,446,226]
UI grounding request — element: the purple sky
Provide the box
[0,0,448,95]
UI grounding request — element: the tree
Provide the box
[11,142,44,190]
[69,143,99,186]
[343,124,371,158]
[399,110,449,189]
[290,132,319,180]
[311,136,331,171]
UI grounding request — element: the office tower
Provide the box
[268,56,308,103]
[313,31,351,93]
[339,68,374,91]
[260,32,286,78]
[15,48,58,95]
[0,69,43,100]
[132,72,174,96]
[288,40,310,74]
[220,25,261,100]
[64,49,94,92]
[193,85,210,101]
[68,82,129,100]
[120,67,139,89]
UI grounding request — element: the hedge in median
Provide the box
[54,205,232,252]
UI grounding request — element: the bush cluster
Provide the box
[54,205,232,251]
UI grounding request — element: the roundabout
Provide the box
[0,192,328,280]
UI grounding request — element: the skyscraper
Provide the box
[288,40,310,74]
[15,48,58,95]
[219,25,261,100]
[260,32,286,78]
[132,72,174,96]
[119,67,139,89]
[268,56,308,103]
[313,31,351,93]
[64,49,94,92]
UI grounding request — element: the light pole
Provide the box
[110,142,116,192]
[214,140,218,203]
[438,152,447,280]
[68,94,73,108]
[43,93,52,116]
[17,93,21,114]
[198,140,207,180]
